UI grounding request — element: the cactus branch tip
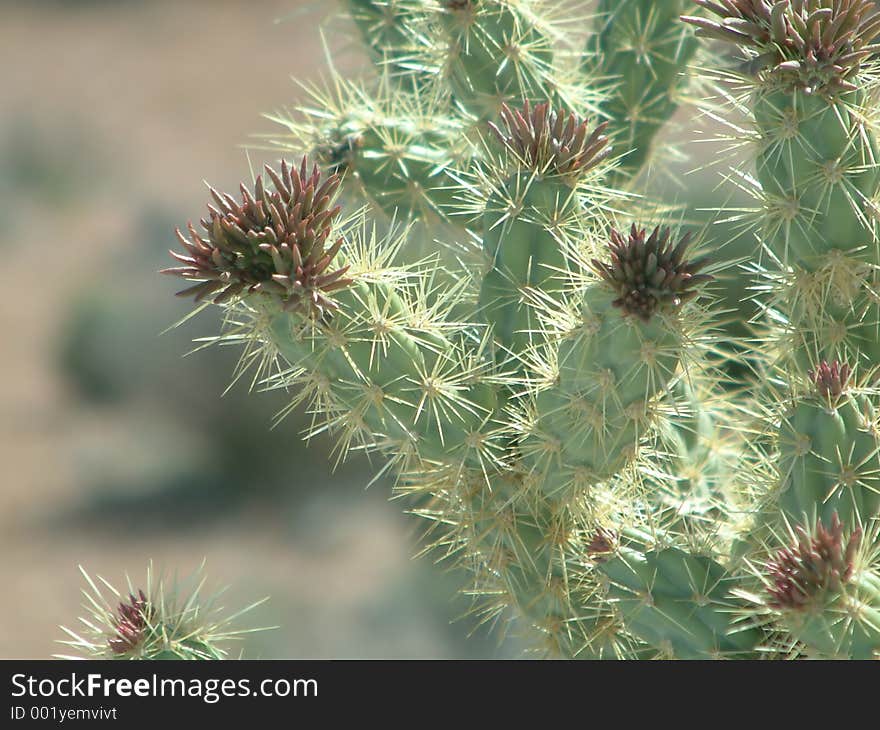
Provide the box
[488,100,611,179]
[162,157,352,318]
[591,224,712,322]
[765,513,862,611]
[683,0,880,92]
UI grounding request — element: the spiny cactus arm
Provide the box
[588,0,699,185]
[683,1,880,367]
[467,225,719,658]
[477,101,612,372]
[263,280,500,469]
[57,564,270,660]
[436,0,566,119]
[265,75,465,225]
[439,473,633,658]
[683,1,880,658]
[683,1,880,528]
[165,157,500,471]
[771,361,880,529]
[345,0,432,83]
[521,224,713,496]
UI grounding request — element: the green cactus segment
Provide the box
[752,87,879,366]
[266,279,497,470]
[599,542,762,658]
[763,514,880,659]
[165,158,496,470]
[776,390,880,528]
[526,285,683,495]
[523,226,710,496]
[655,381,740,534]
[783,574,880,659]
[346,1,429,83]
[479,173,577,364]
[684,2,880,365]
[440,1,555,119]
[588,0,697,182]
[478,102,611,373]
[463,482,640,658]
[275,95,464,224]
[347,116,464,221]
[753,88,879,268]
[466,484,573,649]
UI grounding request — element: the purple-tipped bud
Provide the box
[591,225,711,322]
[586,528,617,563]
[108,590,151,655]
[766,513,861,610]
[809,360,852,400]
[163,157,353,317]
[683,1,880,92]
[489,100,611,178]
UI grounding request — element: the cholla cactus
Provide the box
[157,0,880,658]
[678,0,880,658]
[58,564,269,660]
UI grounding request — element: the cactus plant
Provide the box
[57,564,269,660]
[155,0,880,659]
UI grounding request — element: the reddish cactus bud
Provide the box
[766,513,861,610]
[586,528,617,563]
[592,225,711,322]
[488,101,611,178]
[809,360,852,400]
[163,158,352,317]
[683,1,880,92]
[108,590,151,655]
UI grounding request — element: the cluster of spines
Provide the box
[592,224,710,322]
[488,101,611,179]
[684,0,880,92]
[765,512,860,610]
[57,565,268,660]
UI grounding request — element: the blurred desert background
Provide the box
[0,0,528,659]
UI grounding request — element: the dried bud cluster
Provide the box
[489,101,611,178]
[108,590,151,655]
[766,514,861,610]
[683,0,880,92]
[592,225,711,322]
[809,360,852,400]
[586,528,617,563]
[164,158,352,317]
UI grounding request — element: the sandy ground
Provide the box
[0,0,512,659]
